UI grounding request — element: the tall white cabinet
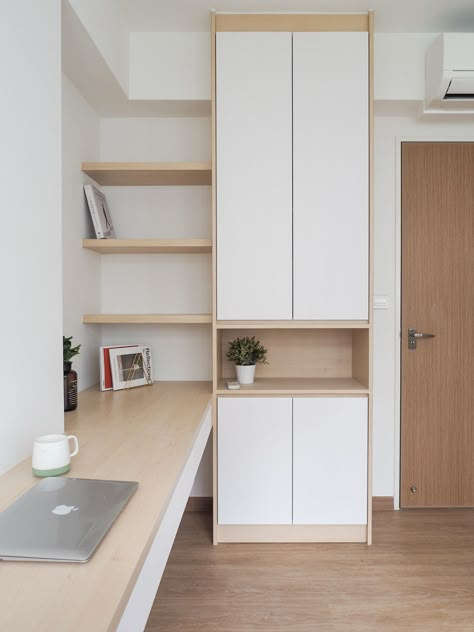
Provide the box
[212,12,373,544]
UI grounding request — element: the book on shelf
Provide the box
[84,184,115,239]
[108,346,153,391]
[99,345,141,391]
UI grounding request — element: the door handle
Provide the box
[408,328,436,350]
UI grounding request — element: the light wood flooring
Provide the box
[146,510,474,632]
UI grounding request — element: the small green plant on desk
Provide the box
[63,336,81,365]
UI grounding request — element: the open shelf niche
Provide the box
[216,327,369,395]
[81,161,212,326]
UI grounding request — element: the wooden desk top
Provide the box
[0,381,212,632]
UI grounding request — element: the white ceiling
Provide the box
[118,0,474,33]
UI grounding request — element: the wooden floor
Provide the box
[146,510,474,632]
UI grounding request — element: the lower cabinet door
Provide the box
[293,397,368,525]
[218,397,292,525]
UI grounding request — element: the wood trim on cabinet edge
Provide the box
[215,14,369,32]
[372,496,395,512]
[211,10,219,547]
[211,10,218,392]
[367,9,375,546]
[217,524,367,543]
[212,396,218,545]
[215,320,370,329]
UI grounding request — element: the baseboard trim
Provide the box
[217,524,368,543]
[373,496,394,511]
[186,496,213,512]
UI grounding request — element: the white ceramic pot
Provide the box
[236,364,256,385]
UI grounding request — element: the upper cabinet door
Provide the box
[293,32,369,320]
[216,32,293,320]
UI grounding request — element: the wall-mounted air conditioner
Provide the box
[425,33,474,111]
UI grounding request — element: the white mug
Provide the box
[32,434,79,477]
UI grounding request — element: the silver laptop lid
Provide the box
[0,477,138,563]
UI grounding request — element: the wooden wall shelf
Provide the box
[216,377,369,396]
[81,162,212,186]
[82,239,212,254]
[83,314,212,324]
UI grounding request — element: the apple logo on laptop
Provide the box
[52,505,79,516]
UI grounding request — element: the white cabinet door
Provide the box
[293,32,369,320]
[293,397,368,524]
[218,397,292,524]
[216,32,293,320]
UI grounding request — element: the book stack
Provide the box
[100,345,153,391]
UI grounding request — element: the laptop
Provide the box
[0,477,138,562]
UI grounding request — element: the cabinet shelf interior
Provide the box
[216,377,369,395]
[217,328,369,389]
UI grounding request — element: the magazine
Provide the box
[99,345,140,391]
[109,346,153,391]
[84,184,115,239]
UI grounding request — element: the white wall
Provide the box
[62,74,101,390]
[373,112,474,498]
[98,117,212,383]
[129,33,211,101]
[0,0,63,475]
[68,0,129,94]
[374,34,436,102]
[100,117,211,162]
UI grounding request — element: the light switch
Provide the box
[373,295,389,310]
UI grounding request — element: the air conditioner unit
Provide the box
[425,33,474,111]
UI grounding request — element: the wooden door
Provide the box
[216,32,293,320]
[401,142,474,507]
[217,397,292,524]
[292,32,369,320]
[293,397,368,524]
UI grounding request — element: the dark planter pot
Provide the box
[64,361,78,412]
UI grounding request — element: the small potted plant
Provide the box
[226,336,268,385]
[63,336,81,412]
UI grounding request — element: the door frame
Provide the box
[394,135,474,510]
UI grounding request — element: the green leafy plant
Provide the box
[226,336,268,367]
[63,336,81,363]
